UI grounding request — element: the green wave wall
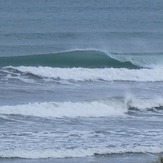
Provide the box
[0,50,139,68]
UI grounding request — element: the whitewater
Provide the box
[2,65,162,82]
[0,0,163,163]
[0,97,163,118]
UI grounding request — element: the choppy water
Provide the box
[0,0,163,162]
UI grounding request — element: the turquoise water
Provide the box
[0,50,139,68]
[0,0,163,162]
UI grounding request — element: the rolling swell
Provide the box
[0,50,139,69]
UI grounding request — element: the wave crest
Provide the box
[0,50,139,68]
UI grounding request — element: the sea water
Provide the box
[0,0,163,162]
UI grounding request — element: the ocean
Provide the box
[0,0,163,162]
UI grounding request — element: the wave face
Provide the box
[0,50,139,69]
[111,52,163,68]
[2,66,163,82]
[0,98,162,118]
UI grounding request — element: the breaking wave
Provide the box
[0,98,163,118]
[0,146,163,159]
[2,66,163,82]
[0,50,139,68]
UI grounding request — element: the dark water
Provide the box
[0,0,163,162]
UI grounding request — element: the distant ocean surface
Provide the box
[0,0,163,163]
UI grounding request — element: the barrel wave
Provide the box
[0,50,139,69]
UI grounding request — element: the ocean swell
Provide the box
[0,50,139,69]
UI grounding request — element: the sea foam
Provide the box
[0,100,127,118]
[0,98,163,118]
[0,146,163,159]
[6,66,163,82]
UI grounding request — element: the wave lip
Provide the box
[0,50,139,69]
